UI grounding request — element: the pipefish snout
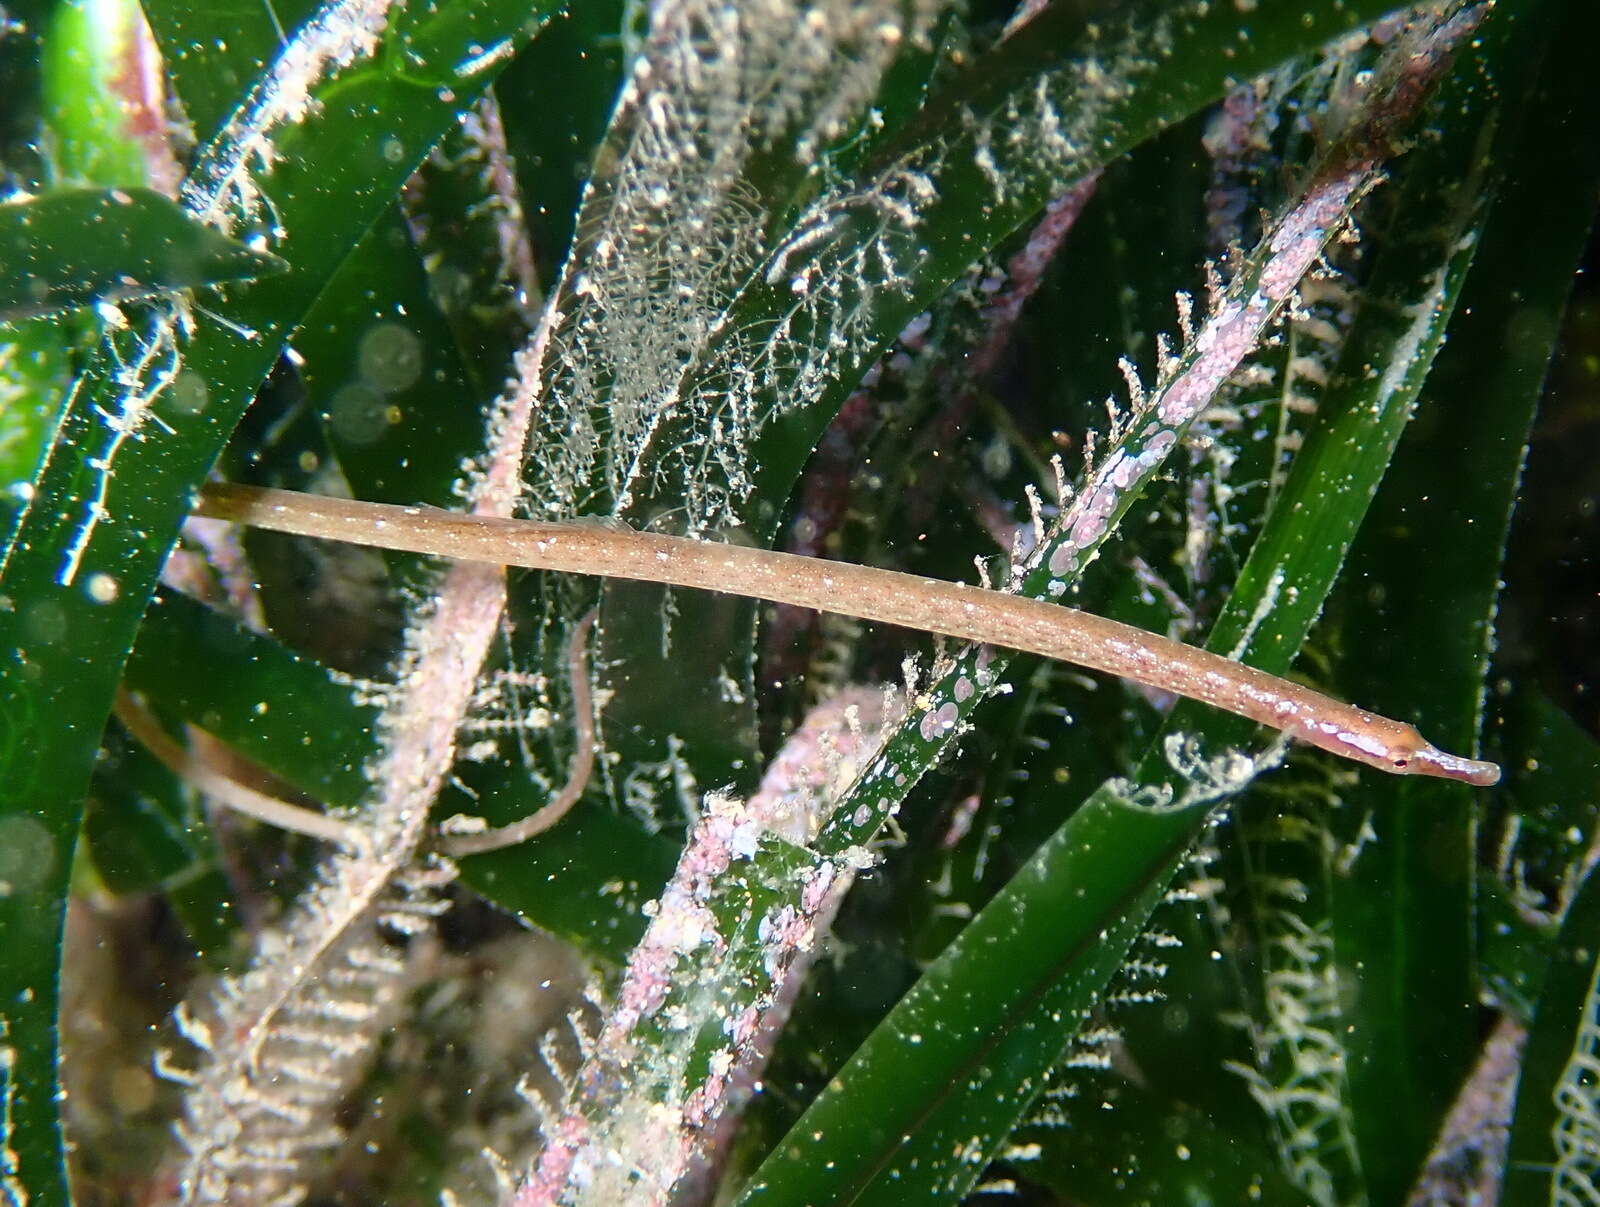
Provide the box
[192,482,1502,787]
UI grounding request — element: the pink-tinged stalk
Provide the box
[512,690,893,1207]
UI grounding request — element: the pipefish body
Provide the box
[194,482,1501,788]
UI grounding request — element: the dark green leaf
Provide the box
[0,187,286,322]
[493,0,627,286]
[84,718,237,958]
[1009,1077,1318,1207]
[1503,862,1600,1206]
[0,2,555,1195]
[1326,0,1600,1193]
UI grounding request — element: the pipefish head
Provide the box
[1309,716,1501,786]
[1401,741,1502,787]
[1359,723,1501,787]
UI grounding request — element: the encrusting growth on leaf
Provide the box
[510,687,898,1206]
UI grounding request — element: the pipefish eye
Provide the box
[1391,755,1410,771]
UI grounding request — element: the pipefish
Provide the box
[194,482,1501,787]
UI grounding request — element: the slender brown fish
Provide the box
[194,482,1501,787]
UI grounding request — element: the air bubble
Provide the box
[358,322,423,393]
[169,369,209,415]
[0,814,56,899]
[328,383,393,445]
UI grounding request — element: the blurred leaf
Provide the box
[1492,688,1600,918]
[0,3,47,194]
[0,186,286,321]
[1009,1077,1317,1207]
[1482,879,1562,1025]
[85,720,206,893]
[84,719,236,958]
[125,589,377,803]
[0,315,74,500]
[40,0,160,187]
[395,108,539,396]
[296,205,486,512]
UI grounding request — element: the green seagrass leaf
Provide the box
[735,9,1524,1203]
[0,187,286,323]
[0,1,556,1196]
[1325,0,1600,1192]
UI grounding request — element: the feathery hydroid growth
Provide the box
[517,0,943,528]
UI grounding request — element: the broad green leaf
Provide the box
[493,0,627,288]
[297,206,486,509]
[1008,1077,1318,1207]
[1326,0,1600,1192]
[0,187,286,321]
[0,2,554,1196]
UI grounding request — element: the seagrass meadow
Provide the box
[1,0,1598,1204]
